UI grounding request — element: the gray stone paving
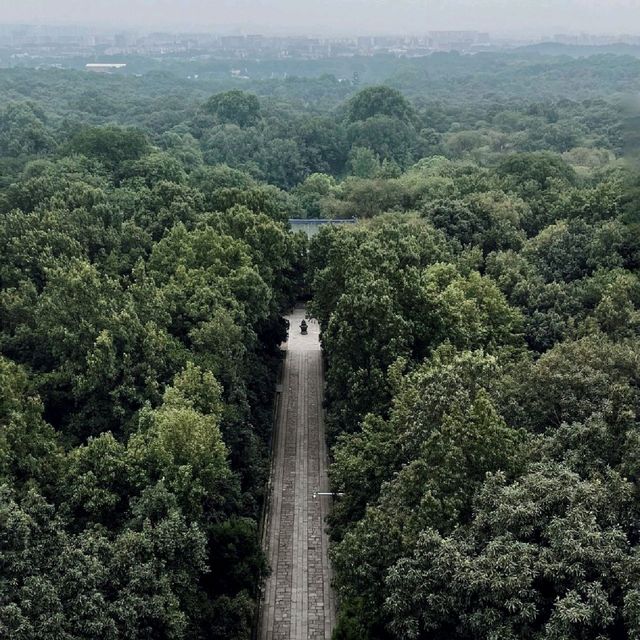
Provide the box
[258,307,336,640]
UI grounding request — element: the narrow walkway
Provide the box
[258,306,336,640]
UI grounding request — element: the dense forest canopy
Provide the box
[0,72,308,636]
[303,59,640,640]
[0,54,634,197]
[1,45,639,639]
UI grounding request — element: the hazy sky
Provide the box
[2,0,640,36]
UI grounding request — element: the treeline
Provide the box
[3,49,640,102]
[0,85,625,195]
[0,125,305,638]
[309,150,640,638]
[0,57,632,194]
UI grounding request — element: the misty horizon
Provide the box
[1,0,640,38]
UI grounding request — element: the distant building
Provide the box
[428,31,490,51]
[85,63,126,73]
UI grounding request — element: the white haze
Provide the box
[1,0,639,36]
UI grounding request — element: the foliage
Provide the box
[0,90,301,638]
[310,103,640,638]
[204,91,261,128]
[1,48,639,639]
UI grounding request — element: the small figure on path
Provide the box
[300,319,308,335]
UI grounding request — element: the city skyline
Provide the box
[1,0,640,38]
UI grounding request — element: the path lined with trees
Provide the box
[258,306,336,640]
[1,49,639,640]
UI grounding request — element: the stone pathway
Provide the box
[258,306,336,640]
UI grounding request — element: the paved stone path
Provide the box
[258,306,336,640]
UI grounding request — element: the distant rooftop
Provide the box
[85,63,126,68]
